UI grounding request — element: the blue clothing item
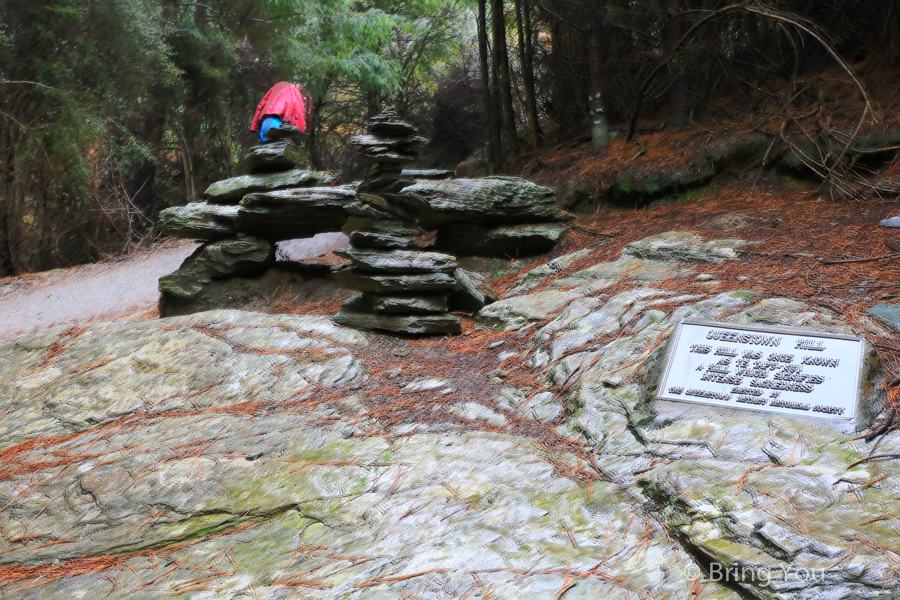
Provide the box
[260,116,283,142]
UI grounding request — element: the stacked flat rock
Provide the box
[334,113,496,334]
[332,248,461,335]
[352,110,426,197]
[156,110,571,330]
[241,141,309,174]
[332,246,496,335]
[156,134,343,315]
[240,123,309,174]
[347,172,576,259]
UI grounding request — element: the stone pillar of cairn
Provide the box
[333,111,491,335]
[354,110,425,197]
[155,134,340,317]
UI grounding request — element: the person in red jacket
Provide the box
[250,82,314,142]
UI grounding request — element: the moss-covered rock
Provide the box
[158,238,275,302]
[396,176,574,228]
[240,141,307,173]
[237,186,357,241]
[606,133,770,199]
[203,168,336,204]
[157,202,239,240]
[436,223,570,256]
[334,296,461,335]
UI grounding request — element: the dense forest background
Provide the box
[1,0,898,276]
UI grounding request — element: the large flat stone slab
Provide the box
[334,297,461,335]
[334,248,457,273]
[157,202,238,240]
[237,187,356,241]
[437,223,569,256]
[203,169,336,204]
[332,267,457,293]
[4,228,897,600]
[395,176,573,228]
[363,292,449,314]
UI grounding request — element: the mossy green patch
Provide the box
[730,290,757,299]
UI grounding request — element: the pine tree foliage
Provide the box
[1,0,898,274]
[0,0,467,275]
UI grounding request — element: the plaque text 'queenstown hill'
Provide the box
[656,321,864,420]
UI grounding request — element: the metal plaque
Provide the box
[656,321,865,420]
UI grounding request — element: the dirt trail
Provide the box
[0,242,199,343]
[0,233,352,344]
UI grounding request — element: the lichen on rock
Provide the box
[2,230,898,600]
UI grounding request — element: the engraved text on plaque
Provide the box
[656,321,864,420]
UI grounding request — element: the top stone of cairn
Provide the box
[367,110,418,137]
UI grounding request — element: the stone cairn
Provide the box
[157,111,574,335]
[332,111,479,335]
[155,130,344,316]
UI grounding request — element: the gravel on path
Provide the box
[0,233,353,343]
[0,242,199,342]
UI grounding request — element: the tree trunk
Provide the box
[665,0,690,128]
[491,0,520,154]
[0,212,13,277]
[194,3,207,33]
[515,0,541,148]
[0,123,15,275]
[586,24,610,153]
[885,0,900,65]
[478,0,500,172]
[546,17,588,135]
[308,98,322,170]
[365,88,380,120]
[177,126,197,204]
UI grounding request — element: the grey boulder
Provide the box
[203,169,336,204]
[437,223,569,256]
[158,238,275,301]
[333,248,457,273]
[449,268,497,311]
[237,187,356,241]
[241,142,308,173]
[349,231,418,249]
[351,134,427,164]
[368,118,418,137]
[342,216,428,238]
[157,202,239,240]
[331,267,457,294]
[363,292,449,314]
[261,122,306,144]
[334,297,461,335]
[401,168,455,179]
[396,176,573,228]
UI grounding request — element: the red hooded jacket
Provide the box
[250,82,312,133]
